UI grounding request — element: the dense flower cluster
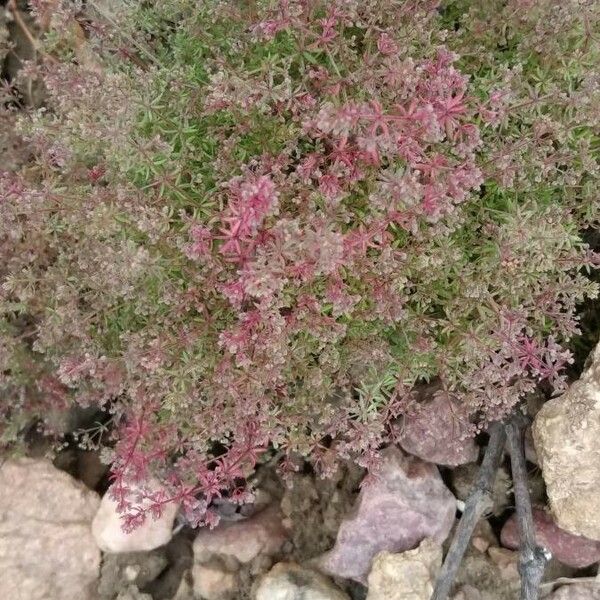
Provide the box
[1,0,599,528]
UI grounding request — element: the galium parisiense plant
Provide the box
[1,0,599,528]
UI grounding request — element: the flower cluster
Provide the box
[1,0,599,528]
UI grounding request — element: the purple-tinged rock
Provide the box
[501,508,600,568]
[318,447,456,583]
[398,385,478,466]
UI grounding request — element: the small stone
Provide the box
[547,584,600,600]
[471,520,497,554]
[0,458,101,600]
[192,558,238,600]
[319,447,455,582]
[255,562,350,600]
[398,385,478,466]
[533,342,600,540]
[365,538,442,600]
[501,508,600,568]
[115,585,153,600]
[486,548,519,580]
[193,504,288,565]
[92,479,179,553]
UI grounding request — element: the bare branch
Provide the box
[432,421,507,600]
[506,412,550,600]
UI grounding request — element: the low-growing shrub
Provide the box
[1,0,599,527]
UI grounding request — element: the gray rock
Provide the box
[318,447,456,582]
[0,458,101,600]
[534,342,600,540]
[255,562,350,600]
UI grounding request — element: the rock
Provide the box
[533,342,600,540]
[192,558,239,600]
[255,562,350,600]
[92,479,179,553]
[486,547,519,580]
[547,584,600,600]
[471,519,497,554]
[452,585,483,600]
[501,508,600,568]
[193,503,288,565]
[365,538,442,600]
[0,458,101,600]
[115,585,153,600]
[398,385,478,466]
[98,549,168,598]
[318,447,456,582]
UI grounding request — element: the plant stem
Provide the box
[506,412,549,600]
[431,421,507,600]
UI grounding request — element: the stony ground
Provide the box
[2,347,600,600]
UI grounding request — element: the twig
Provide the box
[506,412,550,600]
[431,421,507,600]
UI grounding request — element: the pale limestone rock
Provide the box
[365,539,442,600]
[533,342,600,540]
[0,458,101,600]
[92,479,179,553]
[255,562,350,600]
